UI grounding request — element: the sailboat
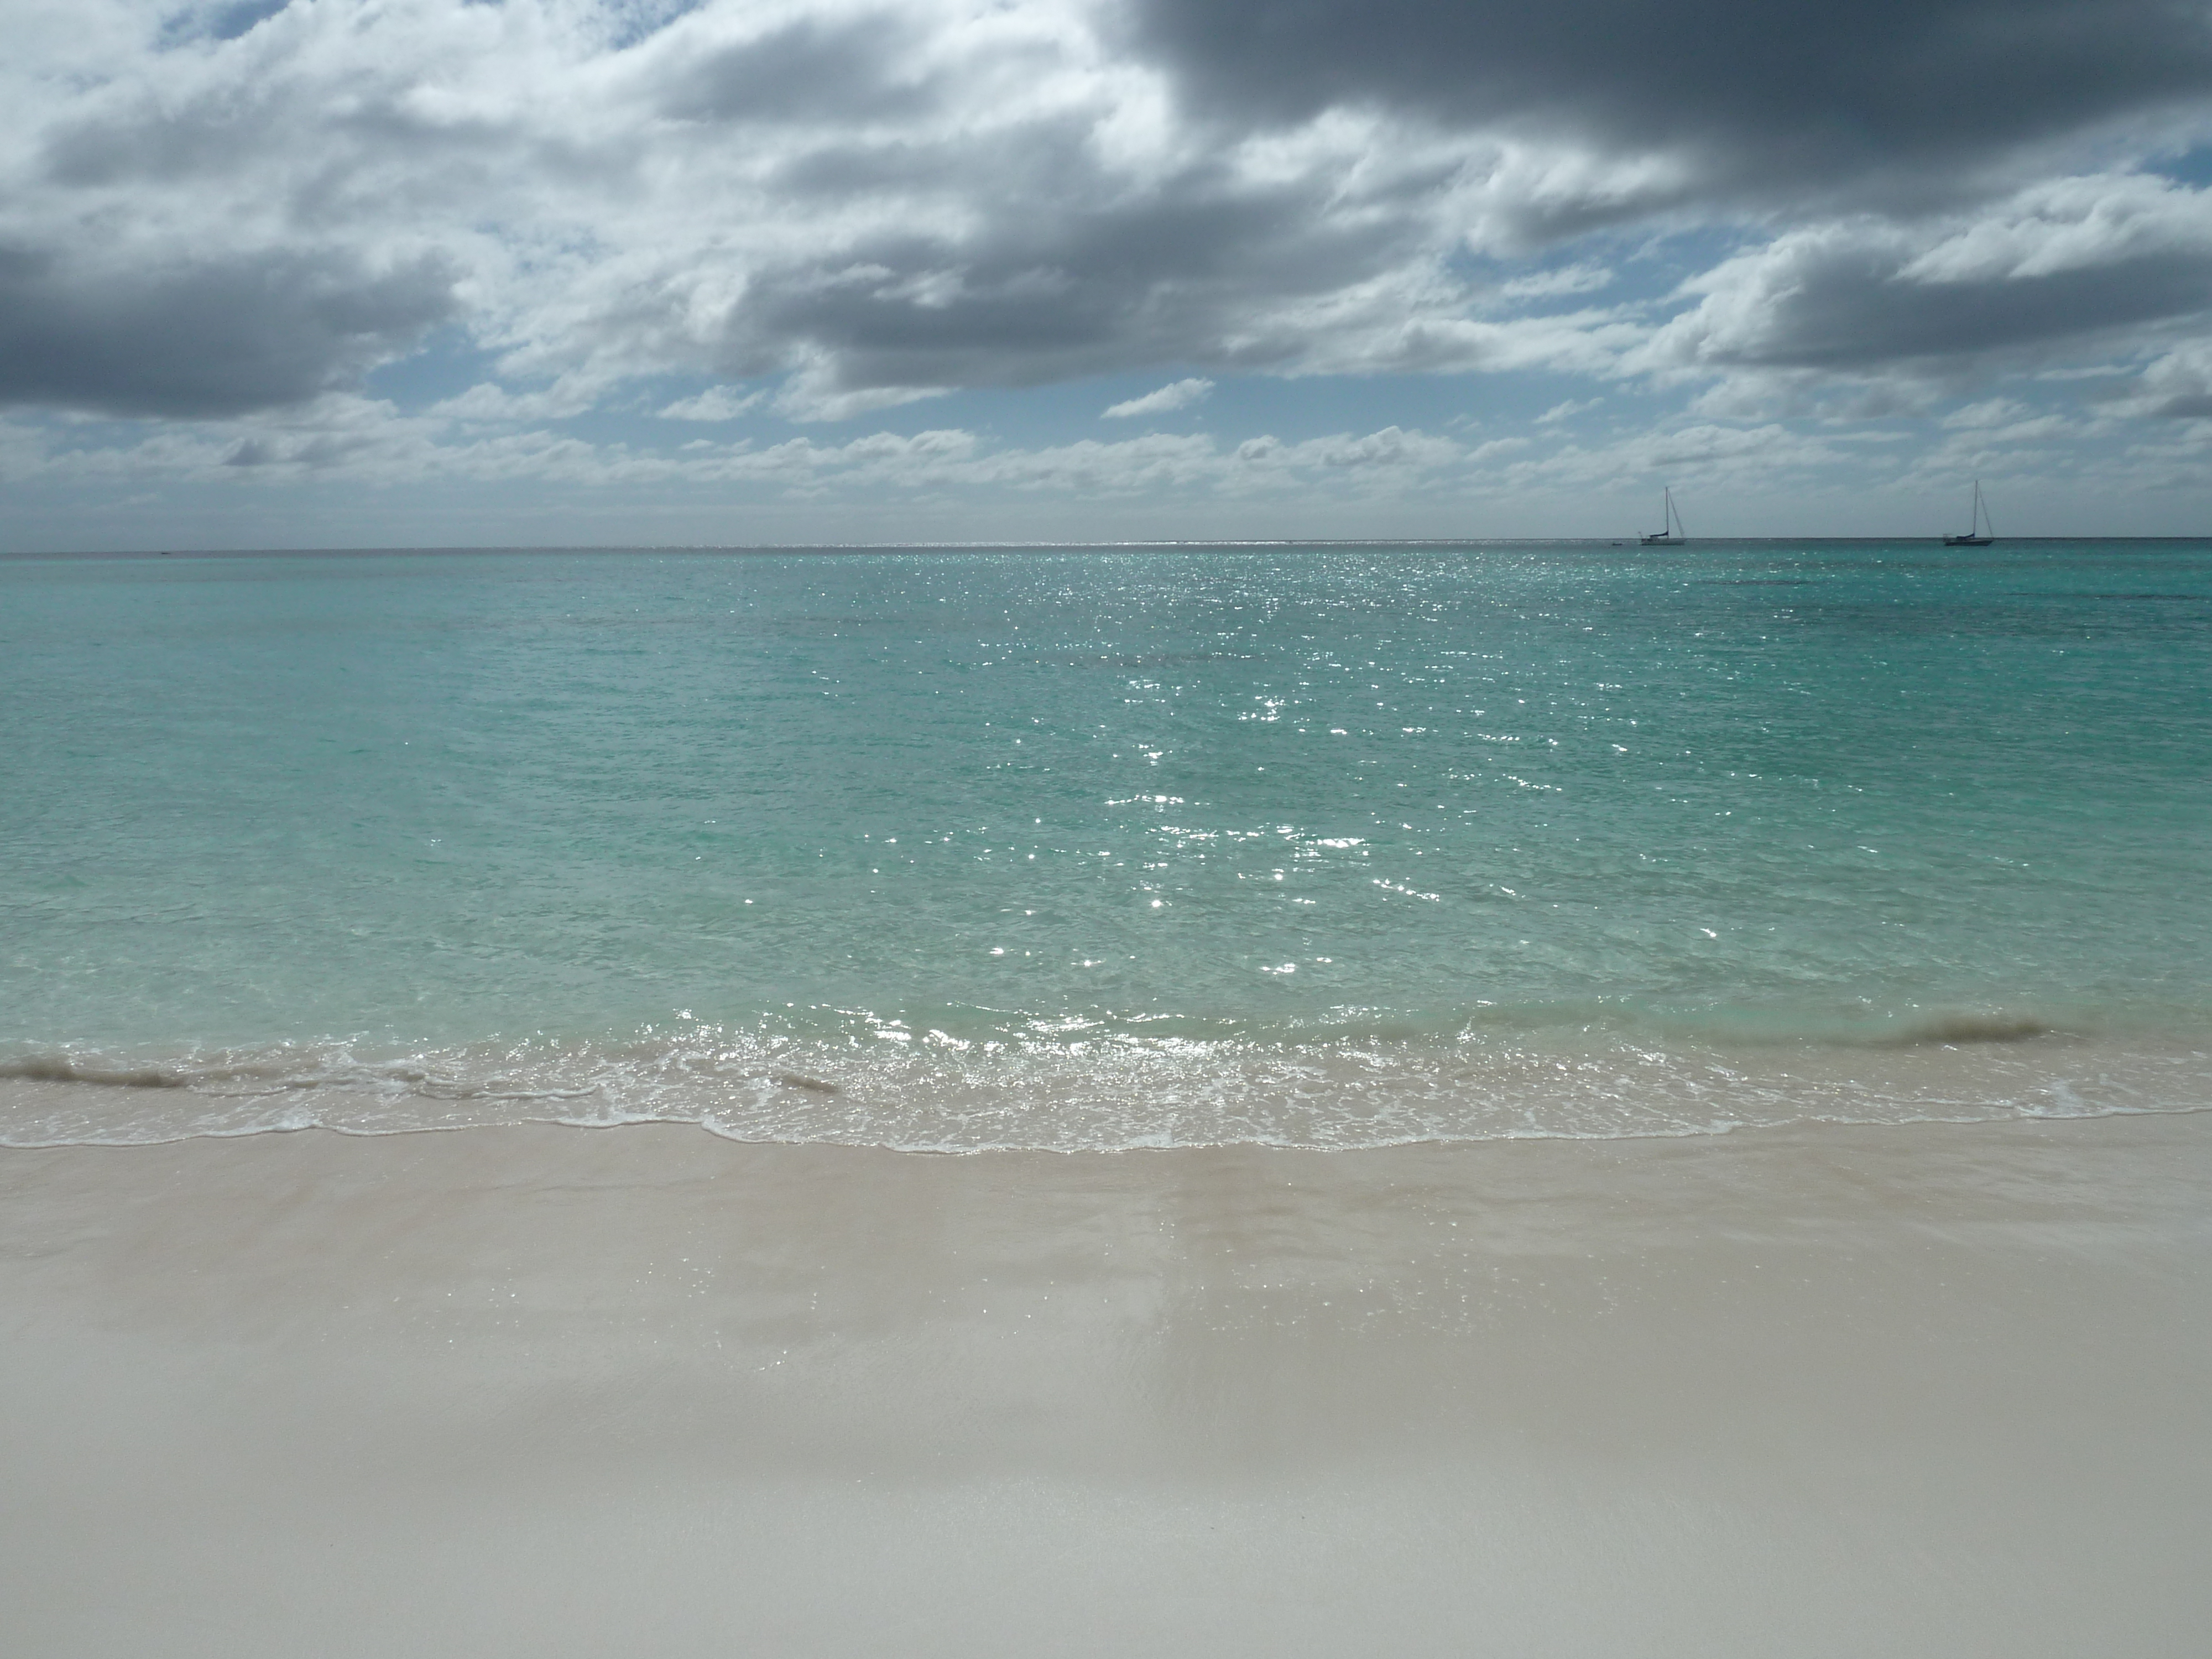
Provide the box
[1942,481,1995,546]
[1641,487,1687,546]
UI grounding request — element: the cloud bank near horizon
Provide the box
[4,0,2211,536]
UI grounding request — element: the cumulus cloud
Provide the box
[0,246,455,418]
[1497,265,1614,301]
[658,385,766,421]
[0,0,2209,498]
[5,392,1886,513]
[1636,171,2212,421]
[434,377,605,426]
[2104,340,2212,419]
[1103,377,1213,418]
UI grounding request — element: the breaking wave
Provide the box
[2,1000,2205,1152]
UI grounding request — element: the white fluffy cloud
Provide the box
[658,385,767,420]
[1102,377,1212,418]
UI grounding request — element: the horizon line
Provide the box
[8,534,2212,559]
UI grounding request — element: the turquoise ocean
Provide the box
[3,542,2208,1149]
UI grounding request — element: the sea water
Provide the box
[3,542,2208,1148]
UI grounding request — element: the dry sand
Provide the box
[3,1109,2210,1657]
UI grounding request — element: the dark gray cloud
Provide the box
[717,147,1418,397]
[0,247,456,418]
[1130,0,2212,200]
[1641,169,2212,391]
[658,16,942,124]
[45,100,284,189]
[1692,251,2212,372]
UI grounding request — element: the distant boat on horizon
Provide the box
[1641,487,1687,546]
[1943,480,1996,546]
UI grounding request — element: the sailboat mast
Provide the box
[1641,485,1687,544]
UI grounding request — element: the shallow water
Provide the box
[4,541,2208,1147]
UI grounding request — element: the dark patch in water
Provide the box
[1876,1014,2051,1047]
[2059,592,2206,602]
[771,1071,841,1094]
[0,1056,186,1088]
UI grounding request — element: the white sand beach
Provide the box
[4,1107,2210,1656]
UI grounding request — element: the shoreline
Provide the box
[2,1089,2208,1154]
[6,1111,2210,1655]
[6,1020,2206,1150]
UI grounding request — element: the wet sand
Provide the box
[3,1110,2210,1656]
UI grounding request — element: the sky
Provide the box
[5,0,2212,549]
